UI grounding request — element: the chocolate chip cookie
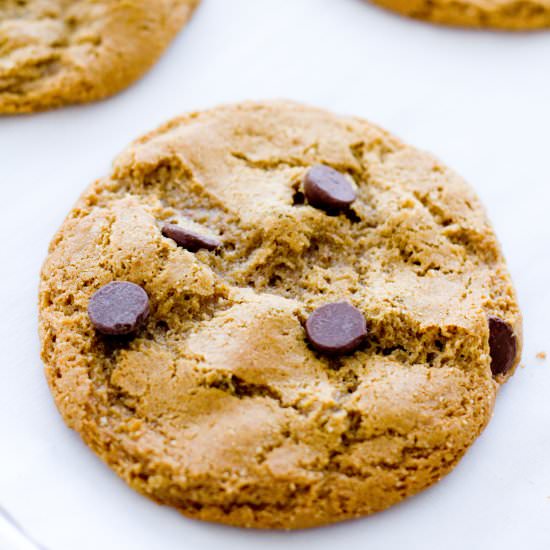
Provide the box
[370,0,550,29]
[39,101,522,529]
[0,0,199,114]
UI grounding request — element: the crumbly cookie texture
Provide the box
[39,101,522,529]
[0,0,199,114]
[370,0,550,29]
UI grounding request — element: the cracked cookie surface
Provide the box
[39,101,522,529]
[370,0,550,29]
[0,0,199,114]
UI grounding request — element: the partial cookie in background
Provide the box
[0,0,199,114]
[39,101,522,529]
[370,0,550,29]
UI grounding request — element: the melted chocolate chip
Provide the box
[305,302,367,355]
[303,164,357,211]
[488,316,518,376]
[162,223,221,252]
[88,281,149,335]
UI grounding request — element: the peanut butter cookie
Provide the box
[0,0,199,113]
[39,101,522,529]
[371,0,550,29]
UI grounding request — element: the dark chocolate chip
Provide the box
[162,223,221,252]
[488,316,518,376]
[305,302,367,355]
[88,281,150,335]
[303,164,357,211]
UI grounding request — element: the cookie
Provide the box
[39,101,522,529]
[370,0,550,29]
[0,0,199,114]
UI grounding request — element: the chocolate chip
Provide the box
[88,281,150,335]
[488,316,518,376]
[303,164,357,211]
[305,302,367,355]
[162,223,221,252]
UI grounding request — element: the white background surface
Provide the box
[1,0,549,549]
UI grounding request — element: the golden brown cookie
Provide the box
[39,101,522,529]
[0,0,199,114]
[370,0,550,29]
